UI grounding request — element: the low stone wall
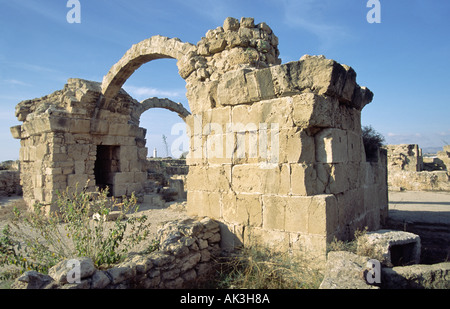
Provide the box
[388,170,450,191]
[0,170,22,197]
[12,217,221,289]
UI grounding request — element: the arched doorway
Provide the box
[98,36,194,201]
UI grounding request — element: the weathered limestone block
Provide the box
[245,68,275,101]
[49,257,96,285]
[262,194,337,235]
[186,165,231,192]
[292,93,339,129]
[278,128,315,164]
[231,96,294,129]
[222,192,262,227]
[10,125,22,139]
[357,230,421,267]
[347,131,364,163]
[382,262,450,289]
[363,183,388,228]
[268,56,360,104]
[231,164,290,195]
[316,163,350,194]
[315,128,348,163]
[290,163,317,195]
[240,17,255,28]
[187,190,221,219]
[319,251,379,289]
[185,80,218,113]
[242,227,290,254]
[69,119,91,134]
[289,233,329,265]
[216,69,251,106]
[223,17,240,32]
[335,188,365,236]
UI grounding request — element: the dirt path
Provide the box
[387,190,450,264]
[388,191,450,225]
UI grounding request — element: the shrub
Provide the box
[1,185,151,275]
[362,125,385,162]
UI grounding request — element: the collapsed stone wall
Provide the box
[386,144,450,191]
[425,145,450,171]
[12,217,221,289]
[11,79,149,210]
[146,158,188,201]
[0,170,22,197]
[386,144,423,172]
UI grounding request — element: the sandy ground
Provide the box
[388,190,450,225]
[0,195,189,260]
[387,190,450,264]
[0,195,189,228]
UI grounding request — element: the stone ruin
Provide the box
[10,17,388,265]
[386,144,450,191]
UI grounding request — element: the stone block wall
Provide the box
[183,18,386,265]
[11,79,149,210]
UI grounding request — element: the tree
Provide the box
[362,125,385,162]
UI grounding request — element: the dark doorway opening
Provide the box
[390,242,417,266]
[94,145,120,196]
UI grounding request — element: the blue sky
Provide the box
[0,0,449,161]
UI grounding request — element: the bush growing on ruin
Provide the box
[362,125,385,162]
[0,185,151,275]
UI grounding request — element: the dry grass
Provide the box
[210,245,323,289]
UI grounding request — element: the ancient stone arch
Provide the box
[101,35,196,108]
[11,17,388,266]
[137,97,190,121]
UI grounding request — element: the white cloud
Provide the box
[124,85,185,101]
[3,79,31,87]
[2,60,59,74]
[385,131,450,148]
